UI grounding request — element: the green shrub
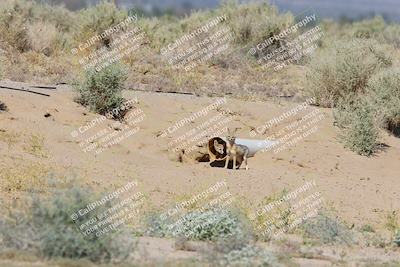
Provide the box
[301,212,354,245]
[336,97,379,156]
[307,39,392,107]
[333,68,400,155]
[146,208,252,243]
[146,207,279,266]
[394,230,400,247]
[75,63,127,119]
[209,243,278,267]
[367,68,400,135]
[0,186,136,262]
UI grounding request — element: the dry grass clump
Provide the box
[0,0,73,53]
[27,21,60,56]
[0,0,77,82]
[23,134,48,158]
[0,129,20,148]
[0,162,49,192]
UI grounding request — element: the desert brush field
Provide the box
[0,0,400,266]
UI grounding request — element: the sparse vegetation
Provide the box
[147,208,252,243]
[383,24,400,48]
[360,224,375,233]
[301,212,354,245]
[335,97,380,156]
[1,1,400,266]
[75,63,127,119]
[24,134,47,158]
[251,190,296,241]
[352,16,386,39]
[394,231,400,247]
[0,162,49,192]
[306,39,391,108]
[75,1,127,49]
[208,243,279,267]
[385,211,399,232]
[0,186,137,263]
[367,68,400,136]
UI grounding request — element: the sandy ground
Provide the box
[1,81,400,265]
[1,81,399,229]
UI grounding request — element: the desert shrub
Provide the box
[146,208,252,243]
[333,68,400,155]
[360,224,375,233]
[394,231,400,247]
[383,25,400,48]
[0,0,32,52]
[141,1,292,59]
[209,243,279,267]
[251,189,298,242]
[0,0,73,53]
[220,1,292,45]
[34,3,76,33]
[0,101,7,112]
[306,39,392,107]
[385,211,399,232]
[0,186,136,262]
[301,212,354,245]
[335,97,379,156]
[352,16,386,39]
[367,68,400,135]
[146,208,274,265]
[75,63,127,119]
[75,1,128,49]
[27,21,61,56]
[174,209,250,242]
